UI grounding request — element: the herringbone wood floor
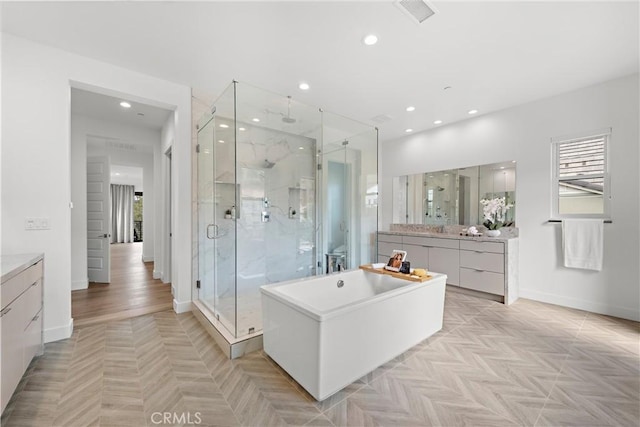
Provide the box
[2,290,638,426]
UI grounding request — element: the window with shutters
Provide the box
[551,129,611,219]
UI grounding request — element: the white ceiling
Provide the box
[111,165,144,192]
[71,88,172,130]
[2,1,638,142]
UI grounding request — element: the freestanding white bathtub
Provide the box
[260,268,447,401]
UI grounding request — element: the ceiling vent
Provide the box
[371,114,393,124]
[395,0,437,24]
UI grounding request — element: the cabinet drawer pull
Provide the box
[421,245,432,248]
[31,281,39,287]
[0,307,11,317]
[473,269,486,272]
[32,314,40,321]
[474,250,485,253]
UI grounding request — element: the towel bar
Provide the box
[548,219,612,223]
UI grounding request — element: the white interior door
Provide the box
[87,156,111,283]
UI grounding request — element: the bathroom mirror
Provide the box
[392,161,516,226]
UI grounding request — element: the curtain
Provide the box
[111,184,135,243]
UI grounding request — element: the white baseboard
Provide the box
[153,270,162,279]
[71,279,88,291]
[519,288,640,322]
[171,285,175,296]
[142,255,154,262]
[173,299,192,314]
[44,318,74,343]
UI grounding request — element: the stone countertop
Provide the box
[1,253,44,283]
[379,230,517,242]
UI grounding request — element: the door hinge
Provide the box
[317,163,322,170]
[196,144,200,153]
[196,280,201,289]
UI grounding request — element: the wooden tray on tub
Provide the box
[359,265,432,282]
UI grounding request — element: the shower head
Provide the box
[262,159,276,169]
[282,96,297,124]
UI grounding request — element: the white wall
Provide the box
[381,73,639,321]
[71,115,159,290]
[157,114,175,289]
[1,34,192,342]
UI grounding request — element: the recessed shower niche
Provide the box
[195,81,378,357]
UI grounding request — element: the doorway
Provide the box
[70,88,174,327]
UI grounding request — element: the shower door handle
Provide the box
[206,224,219,239]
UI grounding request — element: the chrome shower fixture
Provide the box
[282,96,296,123]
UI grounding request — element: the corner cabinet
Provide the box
[378,233,518,304]
[1,254,44,414]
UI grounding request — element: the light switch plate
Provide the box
[25,217,50,230]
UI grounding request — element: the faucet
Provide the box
[328,262,345,274]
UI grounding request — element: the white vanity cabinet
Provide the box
[377,234,403,263]
[378,232,518,304]
[1,254,44,414]
[403,236,460,285]
[459,240,505,296]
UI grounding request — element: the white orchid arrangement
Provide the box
[480,197,514,230]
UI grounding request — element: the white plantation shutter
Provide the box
[551,129,611,219]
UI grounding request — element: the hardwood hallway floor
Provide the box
[71,242,173,328]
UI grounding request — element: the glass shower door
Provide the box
[196,111,237,337]
[197,114,216,319]
[324,145,350,272]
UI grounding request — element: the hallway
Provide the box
[71,242,172,328]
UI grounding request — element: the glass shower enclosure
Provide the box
[196,81,378,342]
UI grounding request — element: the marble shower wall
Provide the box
[234,126,317,300]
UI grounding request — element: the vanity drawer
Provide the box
[1,261,43,310]
[459,250,504,273]
[403,236,459,249]
[25,261,43,288]
[378,241,402,258]
[459,240,504,254]
[1,273,25,310]
[378,233,403,244]
[402,243,429,267]
[459,268,505,296]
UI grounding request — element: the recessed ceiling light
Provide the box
[299,147,304,150]
[120,101,131,108]
[433,120,443,125]
[468,109,478,115]
[406,106,415,112]
[239,127,246,131]
[218,140,225,143]
[298,82,310,90]
[500,166,505,169]
[219,124,229,128]
[252,118,260,122]
[405,128,413,133]
[114,172,120,176]
[363,34,378,46]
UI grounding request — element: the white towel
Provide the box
[562,219,604,271]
